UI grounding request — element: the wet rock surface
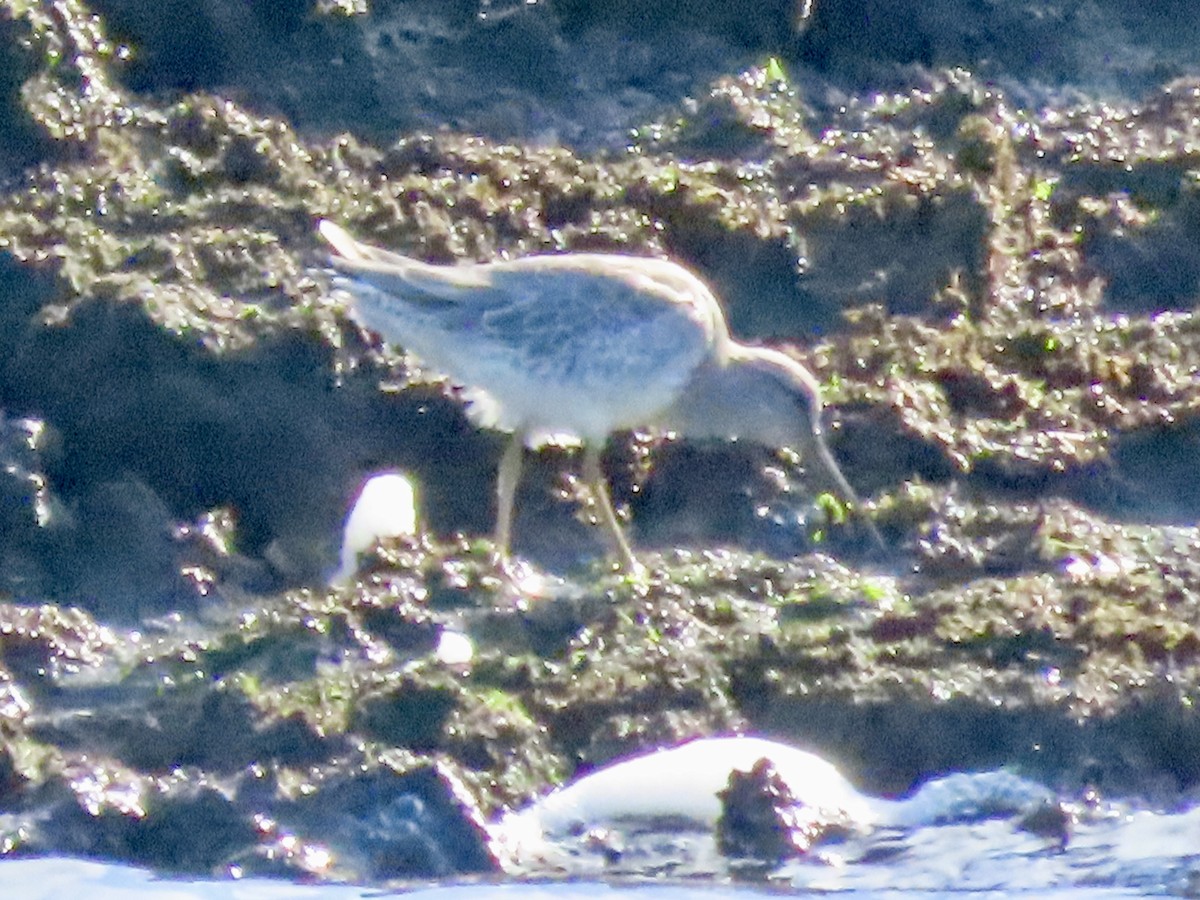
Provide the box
[715,757,855,863]
[0,0,1199,886]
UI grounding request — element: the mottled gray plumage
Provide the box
[319,220,882,570]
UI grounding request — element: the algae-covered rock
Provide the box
[2,0,1200,885]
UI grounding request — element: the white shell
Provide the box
[330,471,417,587]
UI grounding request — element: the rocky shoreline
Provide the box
[0,0,1198,884]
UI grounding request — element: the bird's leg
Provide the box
[808,428,888,555]
[495,429,527,561]
[582,444,640,574]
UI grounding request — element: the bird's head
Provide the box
[690,345,885,552]
[717,345,825,451]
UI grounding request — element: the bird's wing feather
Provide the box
[320,220,493,294]
[473,264,711,387]
[329,246,715,387]
[328,252,492,300]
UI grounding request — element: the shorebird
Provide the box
[319,220,884,572]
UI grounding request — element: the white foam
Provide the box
[497,735,883,860]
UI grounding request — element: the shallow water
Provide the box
[0,854,1165,900]
[4,767,1197,898]
[495,759,1200,896]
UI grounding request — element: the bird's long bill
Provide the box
[808,424,888,553]
[806,427,858,503]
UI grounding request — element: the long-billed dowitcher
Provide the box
[319,220,883,571]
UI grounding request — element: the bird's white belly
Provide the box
[456,357,686,446]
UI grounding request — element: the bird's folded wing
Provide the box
[320,221,714,389]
